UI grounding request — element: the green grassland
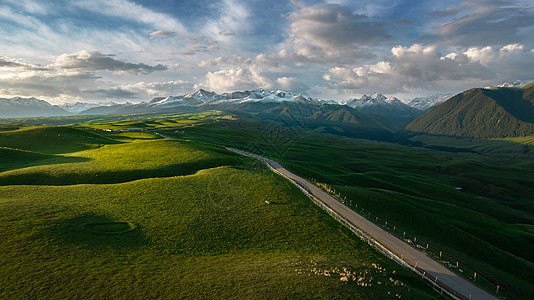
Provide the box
[0,119,436,299]
[176,118,534,299]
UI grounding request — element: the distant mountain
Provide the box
[342,93,422,128]
[78,89,333,115]
[406,82,534,138]
[406,94,452,111]
[149,89,217,106]
[78,103,134,115]
[483,80,525,89]
[60,101,118,114]
[226,101,394,139]
[0,97,71,118]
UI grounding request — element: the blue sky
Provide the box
[1,0,533,103]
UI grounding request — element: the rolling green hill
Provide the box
[406,83,534,138]
[0,121,436,299]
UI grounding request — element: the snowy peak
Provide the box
[370,92,387,101]
[149,89,219,106]
[0,97,52,107]
[0,97,71,118]
[191,89,216,98]
[406,94,452,111]
[484,80,525,89]
[344,93,392,109]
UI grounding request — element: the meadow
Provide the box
[0,117,437,299]
[176,117,534,299]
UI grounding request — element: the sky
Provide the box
[1,0,533,104]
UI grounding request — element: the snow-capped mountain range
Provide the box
[146,89,332,107]
[342,93,411,110]
[484,80,525,89]
[0,97,71,118]
[340,92,423,127]
[0,89,450,119]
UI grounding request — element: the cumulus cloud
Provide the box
[323,44,499,93]
[0,52,176,102]
[0,56,48,70]
[53,51,167,74]
[278,3,391,66]
[0,71,100,101]
[288,3,391,49]
[201,67,273,92]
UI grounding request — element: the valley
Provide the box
[0,114,437,299]
[2,84,534,299]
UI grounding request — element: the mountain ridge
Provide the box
[0,97,71,118]
[406,84,534,138]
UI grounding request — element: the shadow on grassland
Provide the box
[47,213,146,249]
[0,158,235,186]
[0,148,90,172]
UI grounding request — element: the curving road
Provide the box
[227,147,499,300]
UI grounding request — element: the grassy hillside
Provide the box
[177,117,534,299]
[0,121,436,299]
[406,84,534,138]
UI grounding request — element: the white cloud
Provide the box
[75,0,187,34]
[323,44,498,93]
[202,0,249,43]
[276,76,308,92]
[123,80,192,96]
[0,5,45,30]
[0,56,48,70]
[500,43,524,53]
[463,46,496,66]
[201,67,273,92]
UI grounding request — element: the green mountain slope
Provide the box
[406,83,534,138]
[229,102,395,139]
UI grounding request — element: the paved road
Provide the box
[227,147,499,300]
